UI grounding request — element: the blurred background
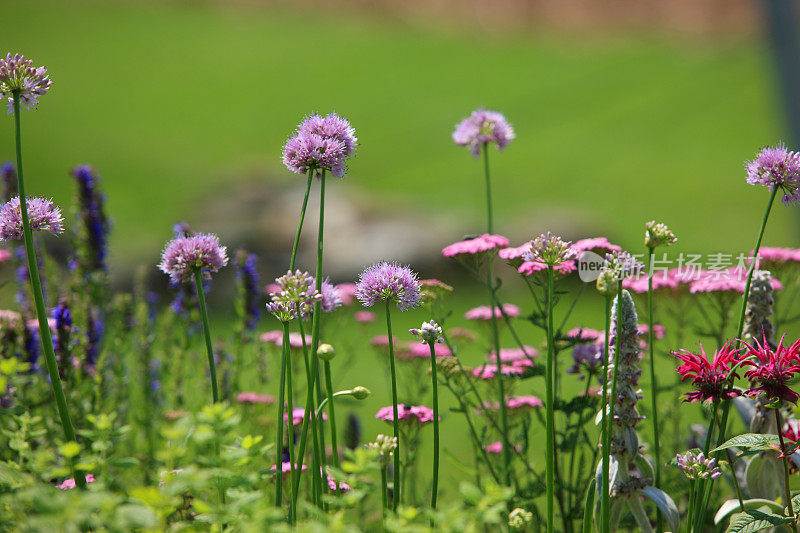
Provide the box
[1,0,799,287]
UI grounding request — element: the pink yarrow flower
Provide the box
[442,234,510,258]
[271,462,308,475]
[58,474,96,490]
[376,403,437,424]
[260,330,313,348]
[486,346,538,363]
[571,237,622,255]
[486,441,522,454]
[465,303,520,321]
[336,282,358,306]
[472,360,533,379]
[354,310,376,323]
[690,267,783,294]
[236,392,275,405]
[401,341,452,360]
[286,407,328,427]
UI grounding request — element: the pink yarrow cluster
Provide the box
[464,303,520,321]
[236,392,275,405]
[472,358,534,379]
[260,330,313,348]
[689,267,783,294]
[375,403,436,424]
[285,407,328,426]
[58,474,96,490]
[485,346,538,363]
[442,234,509,258]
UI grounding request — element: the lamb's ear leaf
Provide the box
[583,478,596,533]
[641,486,680,533]
[714,499,783,526]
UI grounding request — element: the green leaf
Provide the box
[641,486,680,533]
[726,509,794,533]
[714,499,784,526]
[583,478,596,533]
[712,434,780,454]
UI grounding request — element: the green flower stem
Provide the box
[273,327,288,508]
[545,266,556,533]
[297,320,324,504]
[482,143,493,233]
[646,248,663,532]
[385,302,401,511]
[381,465,389,516]
[685,481,696,533]
[11,94,85,489]
[291,171,327,506]
[283,325,298,520]
[775,409,797,526]
[601,295,611,533]
[193,269,219,404]
[488,270,512,488]
[428,342,440,510]
[691,401,718,533]
[289,171,314,270]
[323,359,341,494]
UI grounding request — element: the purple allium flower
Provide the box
[0,53,52,114]
[71,165,111,273]
[452,109,515,157]
[644,220,677,249]
[267,270,320,320]
[1,162,16,201]
[523,232,577,266]
[745,143,800,205]
[675,451,722,480]
[355,261,421,311]
[158,233,228,284]
[282,112,357,178]
[0,196,64,241]
[320,278,342,313]
[409,320,443,345]
[298,112,358,157]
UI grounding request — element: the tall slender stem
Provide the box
[429,342,440,510]
[274,324,288,508]
[381,465,389,517]
[11,94,85,489]
[297,319,324,505]
[488,263,511,486]
[545,266,556,533]
[646,248,663,532]
[601,295,611,532]
[385,302,401,511]
[283,325,297,520]
[776,409,797,526]
[194,270,219,404]
[482,143,493,233]
[692,401,718,533]
[323,359,340,493]
[289,171,314,270]
[291,170,327,505]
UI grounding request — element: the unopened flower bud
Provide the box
[317,343,335,361]
[350,386,370,400]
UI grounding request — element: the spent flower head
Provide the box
[0,53,52,114]
[523,232,576,266]
[508,508,533,530]
[356,261,421,311]
[644,220,677,249]
[745,143,800,205]
[452,109,515,157]
[675,451,722,480]
[158,233,228,284]
[409,320,444,345]
[366,433,397,467]
[0,196,64,241]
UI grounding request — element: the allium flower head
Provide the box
[355,261,421,311]
[675,451,722,480]
[319,278,343,313]
[742,334,800,404]
[0,196,64,241]
[644,220,677,249]
[673,343,743,403]
[745,143,800,205]
[409,320,443,345]
[267,270,321,320]
[282,112,357,178]
[452,109,515,157]
[0,53,52,114]
[158,233,228,284]
[298,112,358,157]
[523,232,576,266]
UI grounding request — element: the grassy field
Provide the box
[1,0,794,277]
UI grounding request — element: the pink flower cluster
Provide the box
[285,407,328,427]
[58,474,96,490]
[464,303,520,321]
[260,330,313,348]
[442,234,510,258]
[485,346,538,363]
[236,392,276,405]
[400,341,452,360]
[375,403,437,424]
[472,358,534,379]
[486,441,522,454]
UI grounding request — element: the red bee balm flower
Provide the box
[742,335,800,404]
[673,343,742,403]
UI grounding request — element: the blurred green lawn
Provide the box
[2,0,796,274]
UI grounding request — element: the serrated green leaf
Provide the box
[726,509,794,533]
[712,434,780,454]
